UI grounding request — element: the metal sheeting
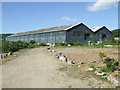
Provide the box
[6,31,66,43]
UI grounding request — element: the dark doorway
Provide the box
[102,34,106,40]
[84,33,90,40]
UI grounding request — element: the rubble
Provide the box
[95,71,107,76]
[107,72,120,87]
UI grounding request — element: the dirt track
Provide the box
[2,47,114,88]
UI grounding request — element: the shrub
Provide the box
[66,41,74,45]
[40,42,47,46]
[74,42,81,46]
[101,57,117,72]
[99,52,106,61]
[103,57,115,65]
[30,40,36,44]
[59,42,65,46]
[29,44,36,48]
[114,61,119,66]
[2,40,29,53]
[100,66,115,72]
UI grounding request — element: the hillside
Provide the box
[111,29,120,38]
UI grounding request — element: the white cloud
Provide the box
[88,0,117,11]
[61,16,78,22]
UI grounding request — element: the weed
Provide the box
[59,66,67,71]
[68,85,72,88]
[99,52,106,61]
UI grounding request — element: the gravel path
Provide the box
[2,47,114,88]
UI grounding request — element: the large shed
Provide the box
[6,23,112,44]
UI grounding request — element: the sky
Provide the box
[2,1,118,34]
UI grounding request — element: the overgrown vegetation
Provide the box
[29,40,36,44]
[40,42,47,46]
[98,52,119,73]
[99,52,106,61]
[100,57,119,72]
[1,40,48,53]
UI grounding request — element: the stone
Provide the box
[51,50,55,53]
[3,54,6,58]
[65,58,68,62]
[101,72,107,76]
[68,44,71,47]
[79,62,85,64]
[59,56,65,61]
[47,47,50,50]
[78,65,81,68]
[111,72,118,78]
[52,43,55,47]
[88,68,94,71]
[59,53,62,55]
[107,73,120,87]
[95,71,106,76]
[1,54,3,59]
[71,60,75,64]
[67,60,72,65]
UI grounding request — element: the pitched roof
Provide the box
[8,22,83,37]
[7,23,110,37]
[89,26,105,32]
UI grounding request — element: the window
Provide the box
[73,31,82,36]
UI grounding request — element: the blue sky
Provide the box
[2,2,118,33]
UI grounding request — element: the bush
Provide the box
[74,42,81,46]
[16,41,29,49]
[30,40,36,44]
[101,57,117,72]
[40,42,47,46]
[58,42,65,46]
[66,41,74,45]
[100,66,115,72]
[28,44,36,48]
[2,40,29,53]
[99,52,106,60]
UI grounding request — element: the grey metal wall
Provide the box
[66,24,95,44]
[95,27,112,41]
[6,31,66,43]
[6,26,112,44]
